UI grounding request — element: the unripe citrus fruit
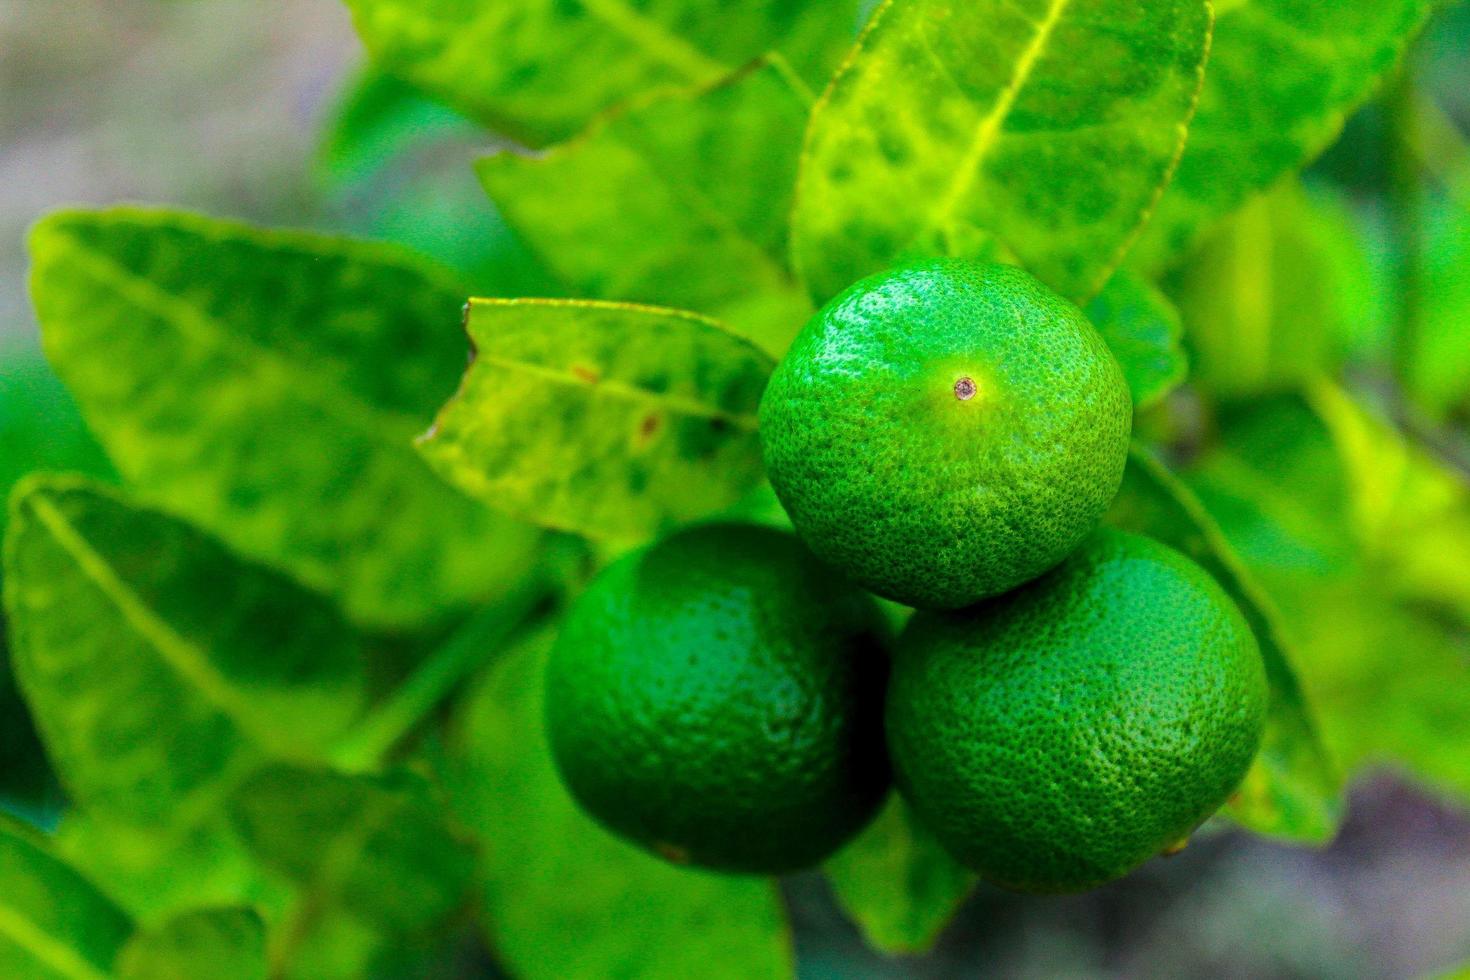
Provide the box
[544,523,891,874]
[887,529,1267,893]
[759,259,1132,609]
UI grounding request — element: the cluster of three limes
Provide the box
[545,260,1267,892]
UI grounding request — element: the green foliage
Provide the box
[823,797,975,954]
[27,208,542,629]
[116,908,267,980]
[1188,386,1470,805]
[419,298,772,539]
[343,0,861,146]
[1108,447,1342,842]
[3,477,369,828]
[228,766,476,936]
[1407,200,1470,420]
[1136,0,1432,267]
[479,57,813,352]
[440,628,794,979]
[791,0,1212,304]
[1168,181,1375,399]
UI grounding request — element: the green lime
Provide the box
[887,529,1267,893]
[759,259,1132,609]
[544,523,891,874]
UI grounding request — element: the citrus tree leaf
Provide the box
[116,907,266,980]
[228,766,476,936]
[418,299,772,541]
[2,477,369,829]
[1107,444,1343,842]
[317,68,475,190]
[1,344,114,806]
[1406,200,1470,421]
[1166,182,1375,400]
[0,816,134,980]
[26,207,542,629]
[439,627,794,980]
[343,0,861,146]
[1085,270,1189,409]
[1186,389,1470,808]
[823,796,974,955]
[479,58,813,354]
[1134,0,1432,267]
[791,0,1212,305]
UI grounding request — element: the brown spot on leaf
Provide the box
[654,841,690,865]
[637,413,663,445]
[571,363,601,384]
[1161,837,1190,857]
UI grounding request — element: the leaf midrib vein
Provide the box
[472,355,760,431]
[576,0,728,81]
[924,0,1076,237]
[27,494,285,751]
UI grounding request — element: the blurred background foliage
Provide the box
[2,0,1470,977]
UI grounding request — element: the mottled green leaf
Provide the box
[1186,389,1470,807]
[1407,200,1470,420]
[2,477,369,829]
[116,907,266,980]
[1107,445,1343,842]
[27,208,542,629]
[1085,271,1189,408]
[419,299,772,540]
[1167,182,1374,400]
[0,816,133,980]
[440,628,794,980]
[1135,0,1431,267]
[344,0,861,146]
[1,344,114,806]
[824,796,974,955]
[791,0,1212,305]
[228,766,476,935]
[479,58,812,354]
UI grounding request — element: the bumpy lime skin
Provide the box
[887,529,1268,893]
[545,523,892,874]
[759,259,1132,609]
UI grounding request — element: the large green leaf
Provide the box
[1,344,114,806]
[27,208,541,629]
[440,627,794,980]
[343,0,861,146]
[418,299,772,541]
[479,57,812,354]
[1186,388,1470,807]
[1107,445,1342,842]
[228,766,476,936]
[116,907,266,980]
[1407,200,1470,421]
[1166,182,1375,400]
[0,816,134,980]
[1134,0,1431,267]
[791,0,1212,305]
[2,477,369,829]
[823,796,974,955]
[1085,270,1189,409]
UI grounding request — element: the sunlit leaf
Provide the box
[1135,0,1432,267]
[419,299,772,541]
[228,766,476,936]
[791,0,1212,305]
[2,477,369,829]
[27,208,542,629]
[116,907,266,980]
[439,627,794,980]
[479,57,813,353]
[1407,200,1470,421]
[1167,182,1375,400]
[824,796,974,955]
[1108,445,1343,842]
[1085,270,1189,409]
[343,0,861,146]
[0,815,133,980]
